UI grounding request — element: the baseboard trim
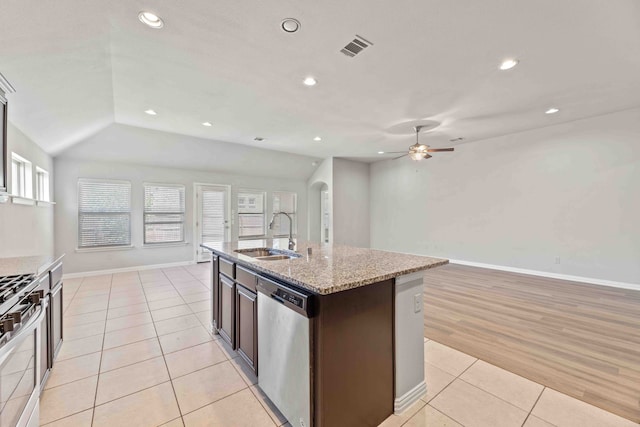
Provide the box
[62,260,197,279]
[449,259,640,292]
[394,381,427,414]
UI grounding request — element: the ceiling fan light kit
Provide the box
[391,125,455,161]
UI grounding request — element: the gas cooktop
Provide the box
[0,274,36,303]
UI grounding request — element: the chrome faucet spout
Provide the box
[270,212,295,250]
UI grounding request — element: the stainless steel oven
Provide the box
[0,275,46,427]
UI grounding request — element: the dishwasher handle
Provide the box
[270,293,287,305]
[257,277,312,318]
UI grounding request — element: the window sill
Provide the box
[36,200,56,206]
[10,196,36,206]
[142,242,190,249]
[75,245,135,253]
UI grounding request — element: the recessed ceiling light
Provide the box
[138,11,164,29]
[303,77,317,86]
[378,151,385,154]
[499,58,519,70]
[202,122,212,127]
[545,107,560,114]
[281,18,300,33]
[313,136,322,142]
[144,109,157,115]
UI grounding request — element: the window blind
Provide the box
[272,191,297,237]
[238,191,265,238]
[144,184,185,244]
[78,179,131,248]
[202,189,225,242]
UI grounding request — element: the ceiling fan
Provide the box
[387,125,454,160]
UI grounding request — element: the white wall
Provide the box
[55,124,317,274]
[0,122,55,257]
[370,108,640,285]
[332,158,370,248]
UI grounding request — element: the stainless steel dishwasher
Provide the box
[257,276,313,427]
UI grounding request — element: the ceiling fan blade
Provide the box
[392,154,408,160]
[385,151,409,154]
[426,148,454,152]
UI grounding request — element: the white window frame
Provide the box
[35,166,50,202]
[11,153,32,199]
[237,189,267,239]
[271,191,297,237]
[143,183,186,245]
[77,178,132,249]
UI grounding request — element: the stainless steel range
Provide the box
[0,272,46,427]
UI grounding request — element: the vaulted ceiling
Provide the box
[1,0,640,160]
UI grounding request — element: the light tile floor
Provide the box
[41,265,638,427]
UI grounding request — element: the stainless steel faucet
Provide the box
[269,212,295,250]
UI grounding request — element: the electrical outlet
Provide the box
[555,256,561,264]
[414,294,422,313]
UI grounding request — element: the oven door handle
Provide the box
[0,303,45,367]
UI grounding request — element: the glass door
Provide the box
[195,184,230,262]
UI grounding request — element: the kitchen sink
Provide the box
[234,248,301,261]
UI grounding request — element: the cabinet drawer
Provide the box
[236,265,257,292]
[219,257,235,279]
[38,273,50,291]
[50,262,63,289]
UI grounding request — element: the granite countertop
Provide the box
[0,254,64,278]
[202,239,448,295]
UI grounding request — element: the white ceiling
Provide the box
[1,0,640,160]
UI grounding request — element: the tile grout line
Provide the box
[247,386,287,427]
[91,379,174,413]
[425,343,557,427]
[44,270,209,426]
[179,385,250,421]
[143,268,188,425]
[61,276,84,315]
[520,387,551,427]
[398,403,451,427]
[417,358,479,427]
[162,265,220,424]
[90,273,114,427]
[455,377,538,416]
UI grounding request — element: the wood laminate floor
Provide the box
[422,264,640,424]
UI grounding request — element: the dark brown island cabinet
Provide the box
[36,257,65,388]
[204,241,447,427]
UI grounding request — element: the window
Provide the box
[78,179,131,248]
[272,191,297,237]
[35,167,50,202]
[11,153,32,198]
[238,191,266,238]
[144,183,186,244]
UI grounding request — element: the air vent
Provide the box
[340,35,373,58]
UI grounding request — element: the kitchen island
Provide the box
[202,239,447,427]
